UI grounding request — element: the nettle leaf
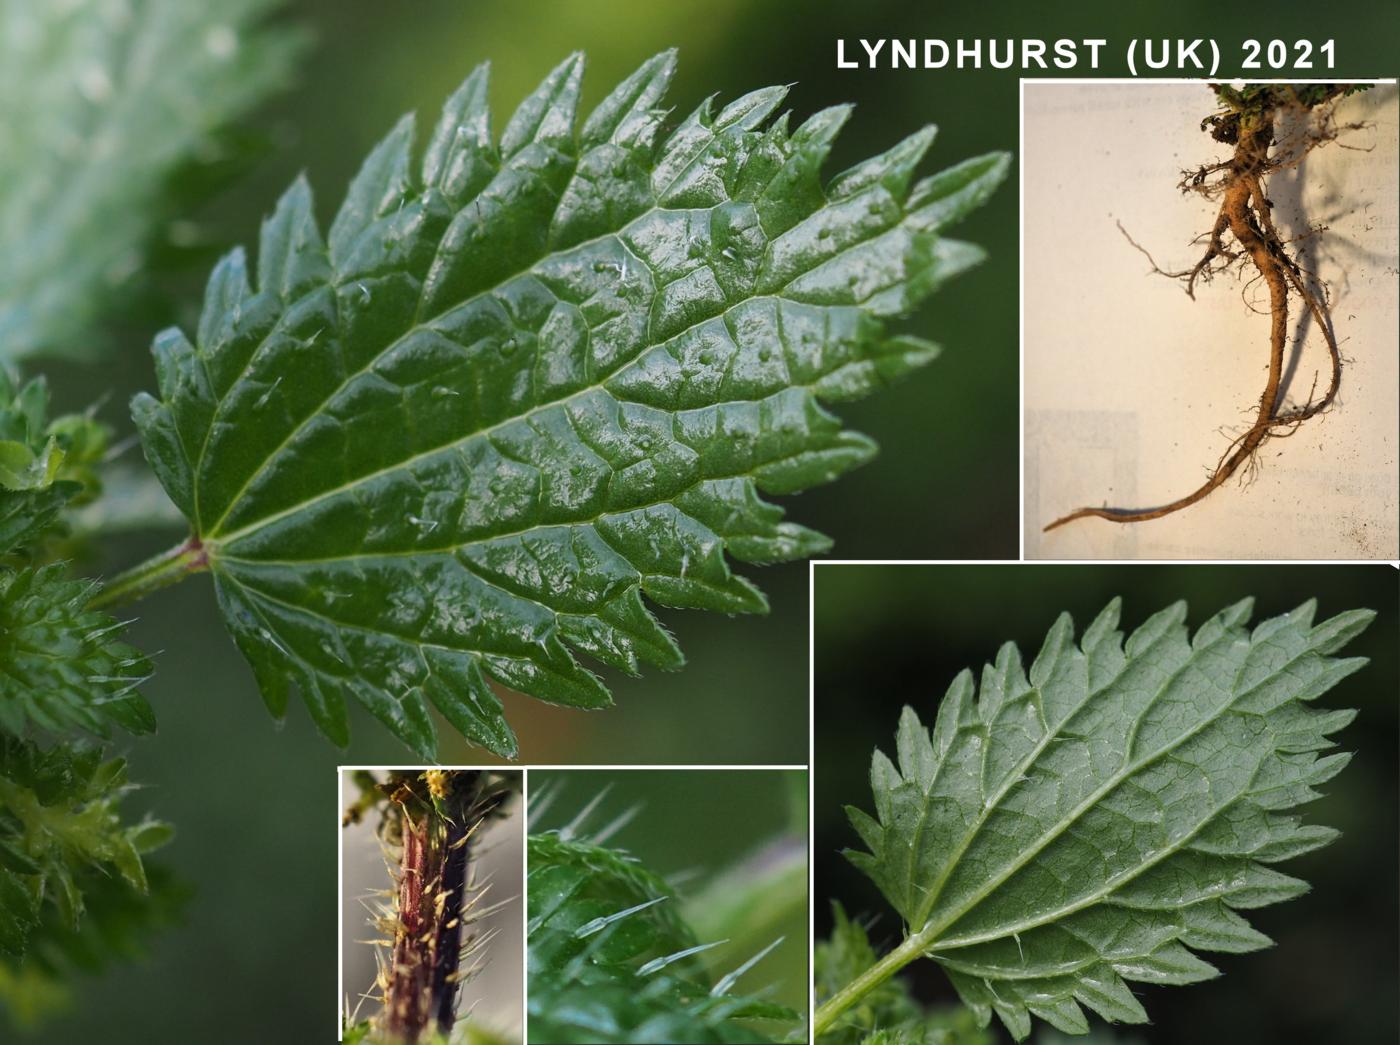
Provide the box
[0,372,111,555]
[528,832,794,1044]
[845,598,1371,1042]
[132,50,1009,758]
[0,564,155,739]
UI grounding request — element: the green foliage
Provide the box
[0,862,187,1027]
[528,832,797,1044]
[0,371,169,1028]
[0,371,110,556]
[858,1011,992,1045]
[0,0,294,1023]
[816,903,920,1045]
[0,735,172,963]
[0,0,299,360]
[0,565,154,738]
[131,50,1009,759]
[0,569,170,1031]
[0,421,171,1032]
[816,903,993,1045]
[841,598,1370,1042]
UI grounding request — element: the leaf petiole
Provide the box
[813,929,929,1036]
[88,535,210,611]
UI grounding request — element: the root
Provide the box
[1046,85,1360,532]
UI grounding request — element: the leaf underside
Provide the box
[846,598,1371,1041]
[133,49,1009,758]
[527,833,791,1044]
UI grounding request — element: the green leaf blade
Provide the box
[847,599,1369,1041]
[0,565,154,739]
[528,832,792,1044]
[136,52,1007,757]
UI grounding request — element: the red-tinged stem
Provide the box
[386,810,434,1042]
[87,535,209,611]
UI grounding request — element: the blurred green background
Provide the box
[814,564,1399,1044]
[15,0,1397,1041]
[529,769,808,1020]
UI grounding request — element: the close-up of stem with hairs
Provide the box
[342,770,522,1045]
[1046,83,1371,531]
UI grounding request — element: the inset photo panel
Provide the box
[1022,80,1399,559]
[813,562,1397,1044]
[526,768,809,1044]
[339,769,524,1044]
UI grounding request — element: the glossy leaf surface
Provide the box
[133,51,1009,758]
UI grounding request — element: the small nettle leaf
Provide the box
[0,859,187,1027]
[0,565,155,739]
[0,487,73,560]
[0,372,111,555]
[845,598,1371,1042]
[132,50,1009,759]
[528,832,794,1044]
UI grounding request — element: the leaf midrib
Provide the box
[206,230,892,556]
[197,101,734,541]
[906,617,1173,931]
[932,758,1265,955]
[199,218,655,543]
[214,369,844,565]
[199,132,908,549]
[917,630,1315,954]
[217,475,747,647]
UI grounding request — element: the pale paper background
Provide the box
[1024,82,1399,560]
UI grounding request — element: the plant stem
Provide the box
[813,930,928,1037]
[87,536,209,611]
[386,807,433,1040]
[430,773,480,1033]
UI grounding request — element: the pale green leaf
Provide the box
[0,0,299,360]
[133,50,1009,758]
[846,598,1370,1042]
